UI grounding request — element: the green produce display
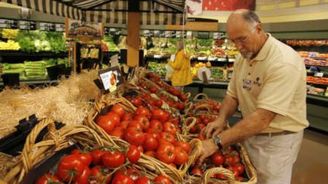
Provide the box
[147,62,166,78]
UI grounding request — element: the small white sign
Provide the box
[314,72,324,77]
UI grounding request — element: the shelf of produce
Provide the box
[0,79,58,88]
[0,50,67,57]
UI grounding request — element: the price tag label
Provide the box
[0,19,7,24]
[55,24,65,31]
[154,55,162,59]
[187,31,192,39]
[314,72,324,77]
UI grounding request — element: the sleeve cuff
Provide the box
[257,103,288,116]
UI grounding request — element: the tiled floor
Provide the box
[292,129,328,184]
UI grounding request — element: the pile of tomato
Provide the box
[145,72,189,103]
[189,99,221,115]
[136,79,186,111]
[35,146,174,184]
[189,145,247,182]
[95,103,191,167]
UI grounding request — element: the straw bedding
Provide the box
[0,70,100,138]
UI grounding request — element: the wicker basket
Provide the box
[185,143,257,184]
[3,118,181,184]
[85,94,203,182]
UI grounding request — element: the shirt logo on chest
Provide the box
[242,77,262,91]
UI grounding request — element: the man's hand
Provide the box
[196,138,218,166]
[203,119,226,139]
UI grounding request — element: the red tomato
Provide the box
[135,106,151,119]
[89,166,111,184]
[90,149,105,165]
[111,104,126,118]
[112,172,134,184]
[159,132,176,143]
[110,127,124,139]
[149,86,158,93]
[135,176,150,184]
[174,147,188,165]
[174,141,191,154]
[176,102,185,110]
[156,142,176,164]
[36,173,62,184]
[190,167,203,176]
[233,163,245,175]
[106,112,121,124]
[211,151,225,166]
[143,133,159,151]
[153,174,172,184]
[131,97,142,107]
[148,119,163,133]
[134,115,150,130]
[227,166,240,177]
[127,145,141,164]
[56,154,86,182]
[225,154,240,166]
[145,151,155,157]
[96,114,118,134]
[102,151,126,168]
[151,109,169,122]
[122,113,133,121]
[127,120,144,132]
[71,149,81,155]
[154,99,163,107]
[75,167,91,184]
[120,120,131,129]
[163,122,177,135]
[125,167,141,181]
[75,152,93,166]
[124,128,145,146]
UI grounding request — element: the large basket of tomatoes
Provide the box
[186,93,221,115]
[85,93,203,182]
[3,118,178,184]
[186,143,257,184]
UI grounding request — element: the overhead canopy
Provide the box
[1,0,186,25]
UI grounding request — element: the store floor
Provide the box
[292,129,328,184]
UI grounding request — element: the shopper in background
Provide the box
[168,40,193,91]
[197,9,309,184]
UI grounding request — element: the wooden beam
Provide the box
[127,12,141,67]
[166,21,218,31]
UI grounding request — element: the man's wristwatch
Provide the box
[212,135,223,149]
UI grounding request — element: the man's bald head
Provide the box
[227,9,261,27]
[226,9,267,60]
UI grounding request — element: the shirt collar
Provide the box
[252,33,272,62]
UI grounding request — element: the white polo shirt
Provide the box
[227,34,309,132]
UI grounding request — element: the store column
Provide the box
[127,12,140,67]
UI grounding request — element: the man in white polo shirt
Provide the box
[197,9,309,184]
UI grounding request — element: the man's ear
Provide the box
[256,23,262,33]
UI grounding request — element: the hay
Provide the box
[0,70,101,138]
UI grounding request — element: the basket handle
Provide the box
[202,167,236,184]
[193,93,208,101]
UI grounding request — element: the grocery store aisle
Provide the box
[292,129,328,184]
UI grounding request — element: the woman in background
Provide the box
[168,40,193,91]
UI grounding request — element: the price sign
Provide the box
[104,27,110,34]
[314,72,324,77]
[19,20,29,30]
[0,19,7,28]
[30,21,36,30]
[165,31,172,38]
[187,31,192,39]
[40,22,55,31]
[55,24,65,32]
[7,20,18,29]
